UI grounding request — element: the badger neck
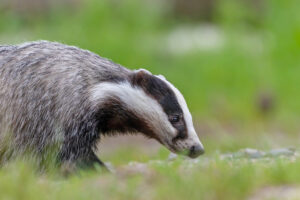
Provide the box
[90,81,163,141]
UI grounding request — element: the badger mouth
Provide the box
[162,139,205,159]
[162,139,187,155]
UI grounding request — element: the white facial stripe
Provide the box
[157,76,204,150]
[90,81,177,148]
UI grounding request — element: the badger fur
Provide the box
[0,41,204,169]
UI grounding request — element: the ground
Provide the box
[0,134,299,200]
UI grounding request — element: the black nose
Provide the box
[189,145,205,158]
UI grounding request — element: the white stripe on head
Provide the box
[90,81,177,149]
[156,75,204,150]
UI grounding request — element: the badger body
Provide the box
[0,41,204,168]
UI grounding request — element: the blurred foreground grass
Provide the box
[0,0,300,199]
[1,154,300,200]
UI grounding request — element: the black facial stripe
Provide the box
[130,70,188,140]
[95,97,161,141]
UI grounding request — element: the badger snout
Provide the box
[188,144,205,158]
[169,138,205,159]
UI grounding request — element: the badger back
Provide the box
[0,41,131,160]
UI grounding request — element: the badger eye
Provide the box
[169,115,180,123]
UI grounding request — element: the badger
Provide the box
[0,41,204,169]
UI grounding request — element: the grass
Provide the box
[0,0,300,199]
[1,155,300,200]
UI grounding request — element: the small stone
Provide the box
[220,153,234,160]
[268,148,295,157]
[241,148,266,159]
[168,153,178,161]
[104,162,116,174]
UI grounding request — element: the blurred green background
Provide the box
[0,0,300,199]
[1,0,300,155]
[1,0,300,156]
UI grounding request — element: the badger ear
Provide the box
[131,69,152,86]
[131,69,167,101]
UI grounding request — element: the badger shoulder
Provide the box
[0,41,131,83]
[0,41,133,160]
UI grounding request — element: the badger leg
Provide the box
[58,147,108,171]
[59,116,111,172]
[81,151,106,168]
[58,134,108,172]
[80,152,114,173]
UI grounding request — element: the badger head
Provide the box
[91,69,204,158]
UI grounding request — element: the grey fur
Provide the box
[0,41,132,168]
[0,41,204,169]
